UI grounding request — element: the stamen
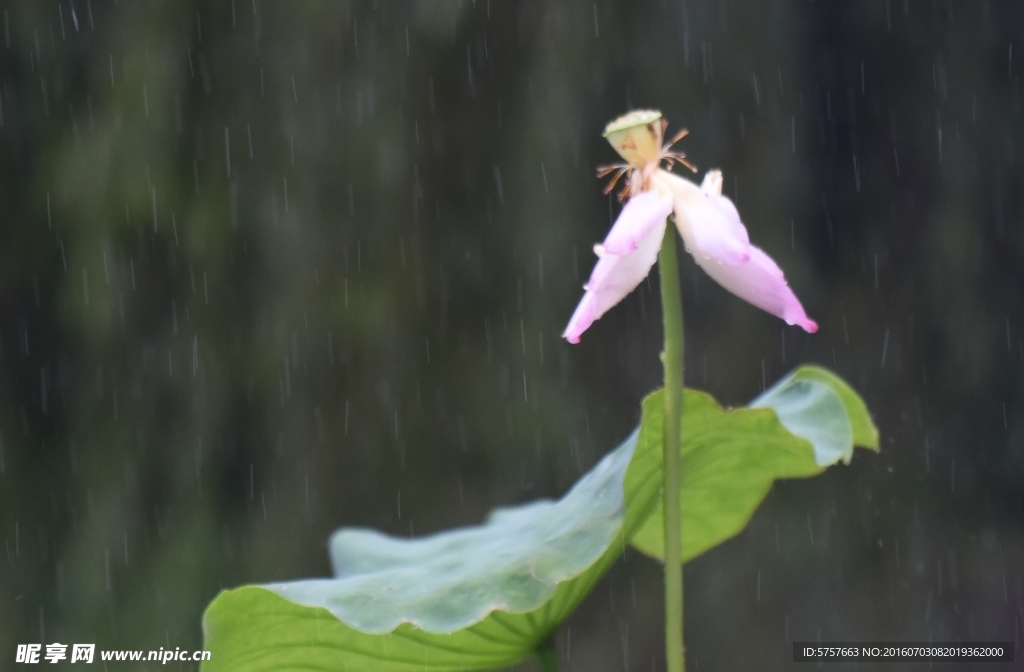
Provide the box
[598,121,696,199]
[664,127,689,150]
[601,166,633,195]
[596,163,626,178]
[662,152,698,173]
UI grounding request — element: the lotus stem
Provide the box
[536,636,561,672]
[658,224,685,672]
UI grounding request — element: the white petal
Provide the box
[563,218,666,343]
[601,190,674,255]
[692,245,818,333]
[654,170,751,265]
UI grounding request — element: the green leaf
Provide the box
[202,367,878,668]
[629,389,822,562]
[630,367,878,562]
[756,365,879,453]
[751,372,853,466]
[202,393,666,672]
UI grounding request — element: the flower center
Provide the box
[598,112,697,200]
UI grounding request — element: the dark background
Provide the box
[1,1,1022,670]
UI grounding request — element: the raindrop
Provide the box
[151,187,158,232]
[40,367,47,415]
[493,166,503,203]
[224,127,231,178]
[924,435,930,474]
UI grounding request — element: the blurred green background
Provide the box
[1,1,1022,669]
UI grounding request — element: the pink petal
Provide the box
[692,245,818,333]
[563,217,666,343]
[601,190,674,255]
[655,171,751,265]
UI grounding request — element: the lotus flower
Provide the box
[562,110,818,344]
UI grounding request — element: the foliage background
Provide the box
[1,0,1022,669]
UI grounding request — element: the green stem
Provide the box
[536,637,561,672]
[658,225,685,672]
